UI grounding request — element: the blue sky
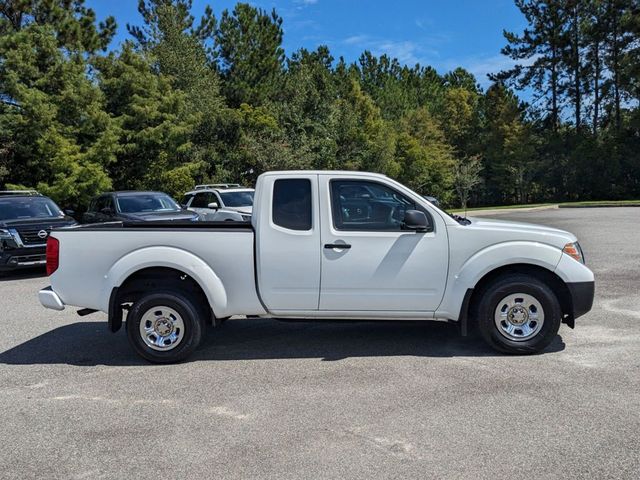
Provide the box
[87,0,527,88]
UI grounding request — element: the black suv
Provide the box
[0,191,76,272]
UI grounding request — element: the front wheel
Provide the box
[126,291,204,363]
[475,274,562,354]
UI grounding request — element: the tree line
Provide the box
[1,0,638,209]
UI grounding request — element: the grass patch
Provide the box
[450,203,554,214]
[449,199,640,213]
[558,200,640,208]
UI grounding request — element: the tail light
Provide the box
[46,236,59,275]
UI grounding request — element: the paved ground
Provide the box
[1,208,639,480]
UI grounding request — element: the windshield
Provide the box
[220,191,254,208]
[116,194,181,213]
[0,197,64,220]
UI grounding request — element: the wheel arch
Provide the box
[105,246,228,331]
[109,266,218,333]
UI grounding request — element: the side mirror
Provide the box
[207,202,219,210]
[402,210,430,232]
[64,209,75,216]
[100,207,113,216]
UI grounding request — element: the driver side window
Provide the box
[330,180,422,231]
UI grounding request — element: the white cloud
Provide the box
[344,34,370,45]
[338,34,441,66]
[459,55,518,85]
[436,53,540,88]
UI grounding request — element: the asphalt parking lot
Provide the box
[1,207,639,480]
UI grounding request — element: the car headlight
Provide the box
[563,242,585,264]
[0,229,17,251]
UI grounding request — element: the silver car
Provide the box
[181,184,254,221]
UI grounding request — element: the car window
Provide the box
[219,191,254,208]
[181,194,194,207]
[95,196,110,212]
[272,179,312,231]
[116,194,180,213]
[0,197,64,220]
[330,180,420,231]
[190,192,216,208]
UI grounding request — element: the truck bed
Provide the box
[48,221,266,317]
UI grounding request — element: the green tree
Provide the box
[333,79,397,176]
[496,0,567,131]
[275,46,339,170]
[482,83,537,204]
[438,84,481,157]
[127,0,228,183]
[454,155,483,210]
[393,108,455,202]
[94,43,202,196]
[0,0,115,52]
[215,3,284,106]
[0,23,117,206]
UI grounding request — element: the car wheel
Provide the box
[126,291,204,363]
[475,274,562,354]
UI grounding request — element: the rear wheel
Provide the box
[126,291,204,363]
[475,274,561,354]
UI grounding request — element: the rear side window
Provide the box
[181,194,193,206]
[190,192,217,208]
[272,179,312,231]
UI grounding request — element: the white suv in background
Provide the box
[181,184,254,221]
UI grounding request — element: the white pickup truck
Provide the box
[39,171,595,363]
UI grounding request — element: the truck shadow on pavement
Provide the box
[0,269,46,282]
[0,318,566,366]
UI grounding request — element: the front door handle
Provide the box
[324,243,351,249]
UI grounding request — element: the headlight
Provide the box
[563,242,585,264]
[0,229,17,251]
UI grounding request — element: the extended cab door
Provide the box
[255,173,321,311]
[318,175,449,312]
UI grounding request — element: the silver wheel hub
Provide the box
[494,293,544,341]
[139,306,185,351]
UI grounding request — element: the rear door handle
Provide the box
[324,243,351,249]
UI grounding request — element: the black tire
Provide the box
[126,291,204,363]
[475,274,562,354]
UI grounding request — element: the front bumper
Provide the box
[567,281,595,320]
[39,286,65,311]
[0,249,46,271]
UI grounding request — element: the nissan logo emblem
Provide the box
[37,230,48,240]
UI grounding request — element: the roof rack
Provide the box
[195,184,242,190]
[0,190,41,196]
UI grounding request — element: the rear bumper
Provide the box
[39,286,65,311]
[567,281,595,320]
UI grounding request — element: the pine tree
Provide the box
[94,43,202,196]
[215,3,284,106]
[496,0,567,131]
[0,2,118,205]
